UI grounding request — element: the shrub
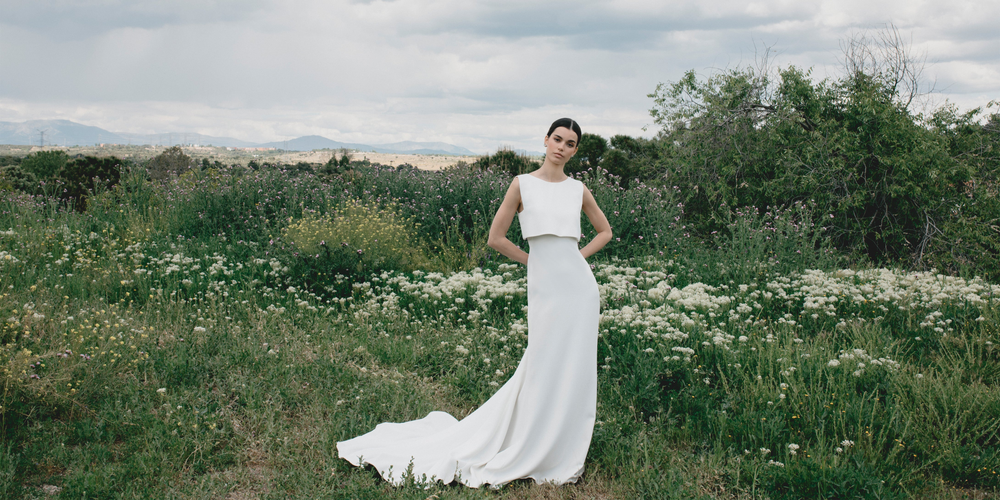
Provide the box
[155,165,336,242]
[0,165,37,193]
[20,150,68,180]
[58,156,124,211]
[694,201,842,284]
[580,167,686,259]
[471,147,539,177]
[283,197,425,295]
[147,146,194,180]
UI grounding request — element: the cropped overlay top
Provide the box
[517,174,584,242]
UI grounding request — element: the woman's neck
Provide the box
[532,162,568,182]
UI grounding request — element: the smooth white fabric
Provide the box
[336,178,599,488]
[517,174,584,241]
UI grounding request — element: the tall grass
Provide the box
[0,162,996,498]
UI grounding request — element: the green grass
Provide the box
[1,166,999,499]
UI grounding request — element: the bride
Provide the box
[337,118,612,487]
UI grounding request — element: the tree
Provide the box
[59,156,123,211]
[472,147,540,177]
[564,133,607,175]
[0,165,37,193]
[647,26,972,265]
[21,150,68,180]
[147,146,194,180]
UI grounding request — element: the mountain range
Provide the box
[0,119,480,156]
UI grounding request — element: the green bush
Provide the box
[21,150,68,180]
[648,64,975,267]
[283,197,425,295]
[0,165,37,193]
[471,147,539,177]
[58,155,124,211]
[147,146,194,180]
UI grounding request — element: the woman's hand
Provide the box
[580,186,612,259]
[488,178,530,265]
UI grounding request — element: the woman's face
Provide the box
[544,127,579,165]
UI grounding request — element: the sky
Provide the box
[1,0,998,153]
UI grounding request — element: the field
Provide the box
[1,161,998,499]
[0,145,479,171]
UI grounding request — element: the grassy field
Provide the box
[1,163,999,499]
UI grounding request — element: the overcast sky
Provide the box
[1,0,998,153]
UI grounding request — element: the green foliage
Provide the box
[1,155,999,497]
[0,165,37,193]
[564,133,661,189]
[58,155,123,211]
[471,147,539,176]
[20,150,68,180]
[580,168,686,259]
[0,156,22,167]
[564,133,608,175]
[648,63,977,268]
[152,165,336,242]
[147,146,194,180]
[282,198,425,294]
[695,202,842,285]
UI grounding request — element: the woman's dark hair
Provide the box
[546,118,582,145]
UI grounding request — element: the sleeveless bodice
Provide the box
[517,174,583,241]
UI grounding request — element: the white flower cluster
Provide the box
[827,348,899,377]
[0,250,19,264]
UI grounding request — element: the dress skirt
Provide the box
[336,234,600,487]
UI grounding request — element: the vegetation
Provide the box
[147,146,195,180]
[0,26,998,499]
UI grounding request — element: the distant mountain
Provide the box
[255,135,374,152]
[376,141,477,156]
[0,120,480,156]
[0,119,129,147]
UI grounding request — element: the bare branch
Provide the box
[839,23,929,110]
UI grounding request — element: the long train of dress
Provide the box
[336,234,600,487]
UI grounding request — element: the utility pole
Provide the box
[37,129,47,147]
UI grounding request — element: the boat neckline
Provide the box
[522,174,572,184]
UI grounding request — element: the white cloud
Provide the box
[1,0,997,152]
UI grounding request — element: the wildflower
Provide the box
[193,326,206,333]
[788,443,799,455]
[157,388,167,394]
[827,359,840,367]
[455,345,469,355]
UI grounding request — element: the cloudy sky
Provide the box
[1,0,998,153]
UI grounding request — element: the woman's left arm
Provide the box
[580,186,612,259]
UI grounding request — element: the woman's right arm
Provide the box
[487,177,529,265]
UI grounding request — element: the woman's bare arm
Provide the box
[580,186,612,259]
[488,177,529,265]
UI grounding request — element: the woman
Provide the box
[337,118,612,488]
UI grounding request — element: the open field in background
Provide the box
[0,161,998,499]
[0,145,479,171]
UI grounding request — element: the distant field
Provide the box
[0,144,480,170]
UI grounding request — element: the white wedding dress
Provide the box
[336,174,600,487]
